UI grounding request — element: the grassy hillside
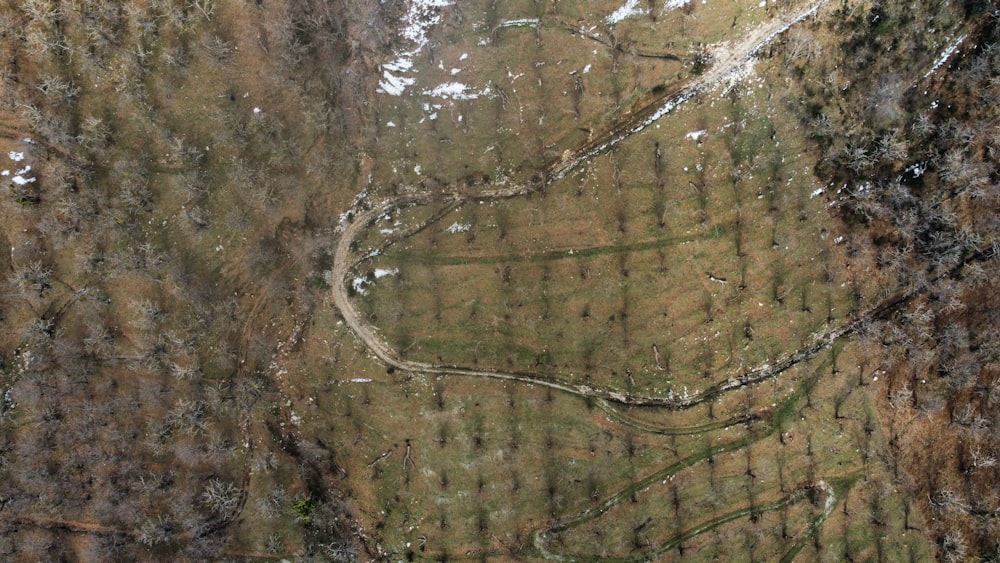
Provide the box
[0,0,994,560]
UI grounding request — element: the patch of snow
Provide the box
[429,112,438,120]
[583,64,592,73]
[414,164,422,174]
[377,0,454,96]
[607,0,648,24]
[379,70,416,96]
[8,151,24,162]
[351,277,368,295]
[385,58,414,73]
[11,165,35,186]
[665,0,690,9]
[497,18,539,28]
[386,121,397,128]
[336,189,369,232]
[352,268,399,295]
[685,129,707,141]
[423,82,490,100]
[810,187,824,198]
[460,53,468,61]
[446,222,472,233]
[450,68,461,75]
[905,162,925,177]
[350,378,372,383]
[1,170,7,176]
[924,35,966,79]
[253,107,261,114]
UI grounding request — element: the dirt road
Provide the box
[330,0,833,406]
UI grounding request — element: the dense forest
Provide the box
[793,0,1000,557]
[0,0,391,558]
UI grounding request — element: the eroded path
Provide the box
[332,0,831,403]
[330,0,873,558]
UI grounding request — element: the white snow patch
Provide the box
[386,121,397,128]
[336,189,369,232]
[350,378,373,383]
[685,129,707,141]
[583,64,592,73]
[810,187,824,198]
[924,35,966,79]
[665,0,690,8]
[1,170,7,176]
[607,0,648,24]
[352,268,399,295]
[497,18,539,28]
[11,165,35,186]
[351,278,368,295]
[450,68,461,75]
[8,151,24,162]
[446,222,472,233]
[377,0,454,96]
[414,164,422,174]
[379,70,416,96]
[460,53,468,61]
[423,82,489,100]
[384,58,414,73]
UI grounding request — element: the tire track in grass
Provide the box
[382,230,720,267]
[594,398,759,436]
[530,362,857,560]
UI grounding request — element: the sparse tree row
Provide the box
[0,0,392,559]
[785,0,1000,557]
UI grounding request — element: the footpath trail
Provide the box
[331,0,833,408]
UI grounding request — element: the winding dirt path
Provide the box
[327,2,903,559]
[331,0,832,407]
